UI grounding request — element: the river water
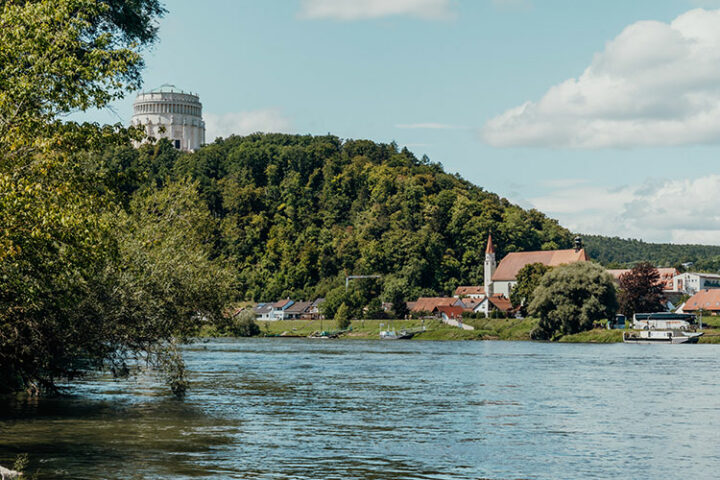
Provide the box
[1,338,719,479]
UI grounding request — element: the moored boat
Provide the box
[623,330,703,344]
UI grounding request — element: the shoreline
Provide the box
[202,317,720,344]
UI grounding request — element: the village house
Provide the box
[680,289,720,315]
[483,234,589,298]
[283,300,313,320]
[673,272,720,295]
[433,305,465,321]
[411,297,463,314]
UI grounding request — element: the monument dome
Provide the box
[130,83,205,152]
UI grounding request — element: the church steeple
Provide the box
[484,233,496,297]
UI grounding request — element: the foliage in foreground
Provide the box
[510,262,551,316]
[528,262,618,340]
[0,0,234,395]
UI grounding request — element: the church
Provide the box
[484,234,589,297]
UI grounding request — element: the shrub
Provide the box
[335,303,351,330]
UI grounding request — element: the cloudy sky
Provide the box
[80,0,720,244]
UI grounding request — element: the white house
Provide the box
[673,272,720,295]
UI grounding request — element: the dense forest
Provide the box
[104,134,573,302]
[583,235,720,271]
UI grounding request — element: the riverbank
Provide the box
[199,315,720,343]
[221,315,720,343]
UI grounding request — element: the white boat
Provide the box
[623,330,703,344]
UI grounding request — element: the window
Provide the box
[174,139,181,149]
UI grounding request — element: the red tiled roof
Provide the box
[492,249,589,281]
[683,289,720,312]
[454,286,485,297]
[411,297,458,313]
[488,295,513,313]
[607,267,679,291]
[486,233,495,254]
[434,305,464,319]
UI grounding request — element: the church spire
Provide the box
[485,233,495,254]
[484,233,496,297]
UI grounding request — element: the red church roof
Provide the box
[492,249,589,281]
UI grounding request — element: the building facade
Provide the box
[130,84,205,152]
[484,234,589,298]
[673,272,720,295]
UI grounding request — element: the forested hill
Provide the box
[108,133,572,301]
[583,234,720,270]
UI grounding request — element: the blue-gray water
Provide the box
[1,338,719,479]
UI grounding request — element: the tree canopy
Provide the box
[617,262,666,317]
[529,262,618,340]
[0,0,234,396]
[510,262,551,316]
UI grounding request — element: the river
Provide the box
[1,338,719,479]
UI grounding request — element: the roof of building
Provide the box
[147,83,191,94]
[311,298,326,307]
[683,289,720,311]
[272,299,293,309]
[411,297,459,313]
[459,298,484,311]
[454,286,485,297]
[607,267,679,291]
[488,295,513,312]
[679,272,720,279]
[253,304,272,314]
[434,305,465,318]
[285,301,313,314]
[486,233,495,254]
[492,249,589,281]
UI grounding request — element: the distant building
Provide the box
[608,268,679,292]
[131,83,205,152]
[411,297,462,313]
[673,272,720,295]
[681,289,720,315]
[484,234,589,297]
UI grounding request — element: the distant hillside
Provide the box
[582,234,720,271]
[105,133,573,302]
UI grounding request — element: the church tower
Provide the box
[484,233,496,297]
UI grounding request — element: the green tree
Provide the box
[528,262,618,340]
[617,262,666,317]
[510,263,551,316]
[335,303,351,330]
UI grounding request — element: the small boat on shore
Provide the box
[623,330,703,344]
[379,329,416,340]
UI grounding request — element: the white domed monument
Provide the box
[130,84,206,152]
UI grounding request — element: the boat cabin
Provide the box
[632,312,698,330]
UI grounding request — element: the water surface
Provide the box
[1,339,719,479]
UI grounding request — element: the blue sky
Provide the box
[81,0,720,244]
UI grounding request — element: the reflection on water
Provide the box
[2,339,720,479]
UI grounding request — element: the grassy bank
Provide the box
[200,314,720,343]
[248,317,541,341]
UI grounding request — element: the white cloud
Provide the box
[482,8,720,148]
[528,175,720,244]
[298,0,455,21]
[395,122,465,129]
[204,109,293,141]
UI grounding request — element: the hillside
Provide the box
[105,133,572,302]
[582,234,720,270]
